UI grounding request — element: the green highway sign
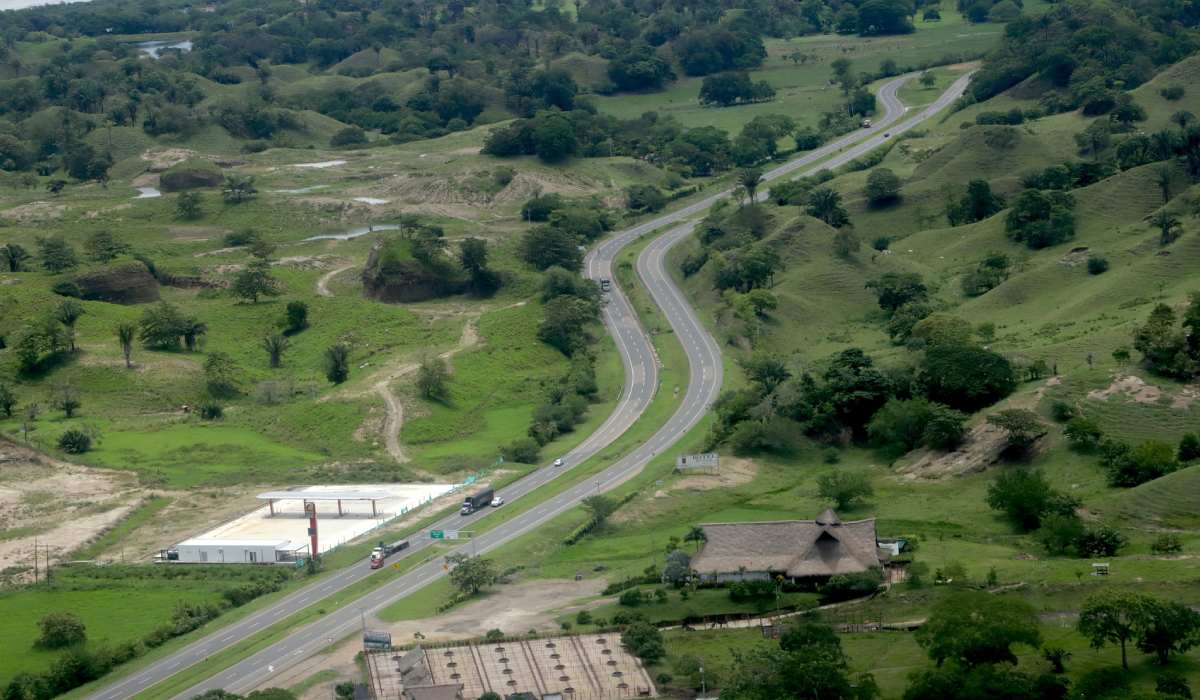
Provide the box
[430,530,444,539]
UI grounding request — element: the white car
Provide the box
[491,496,504,507]
[553,458,564,467]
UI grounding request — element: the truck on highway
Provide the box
[461,488,495,515]
[369,538,410,569]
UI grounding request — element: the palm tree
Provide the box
[180,318,207,352]
[54,300,85,353]
[1149,210,1182,247]
[1154,164,1174,204]
[683,526,707,551]
[737,168,764,205]
[262,334,290,368]
[1,243,29,271]
[116,322,136,368]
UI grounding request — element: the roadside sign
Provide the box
[430,530,444,539]
[444,530,459,540]
[392,562,402,570]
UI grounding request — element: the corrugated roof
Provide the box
[690,511,880,579]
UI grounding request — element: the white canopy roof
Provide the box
[256,490,393,501]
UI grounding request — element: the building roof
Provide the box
[690,511,880,579]
[178,538,291,547]
[403,684,463,700]
[257,490,393,501]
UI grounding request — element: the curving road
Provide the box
[85,71,970,700]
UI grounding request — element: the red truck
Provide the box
[369,538,410,569]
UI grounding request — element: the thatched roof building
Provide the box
[690,509,883,582]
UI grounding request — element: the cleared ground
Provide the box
[187,483,456,555]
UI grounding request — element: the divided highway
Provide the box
[86,71,970,700]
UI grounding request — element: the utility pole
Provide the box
[33,537,38,584]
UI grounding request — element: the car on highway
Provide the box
[491,496,504,507]
[884,132,891,138]
[553,457,564,467]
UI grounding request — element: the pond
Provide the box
[134,186,162,199]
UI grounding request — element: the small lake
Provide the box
[134,186,162,199]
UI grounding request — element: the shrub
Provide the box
[484,628,504,642]
[198,400,223,420]
[619,589,645,607]
[729,580,775,601]
[1050,401,1077,422]
[1063,417,1103,451]
[1179,433,1200,462]
[621,620,665,664]
[37,612,86,648]
[1150,533,1183,555]
[1160,86,1185,101]
[501,437,541,464]
[820,570,883,602]
[1087,255,1109,275]
[1075,525,1126,557]
[576,610,593,625]
[52,280,82,298]
[1106,440,1179,487]
[57,429,92,454]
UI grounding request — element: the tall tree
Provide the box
[916,591,1042,667]
[416,355,450,400]
[1078,590,1144,669]
[232,259,281,303]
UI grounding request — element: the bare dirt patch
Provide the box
[169,225,231,241]
[131,172,161,187]
[671,457,758,492]
[1172,384,1200,410]
[1087,374,1164,405]
[0,440,142,581]
[897,378,1056,481]
[141,148,196,172]
[1,201,66,223]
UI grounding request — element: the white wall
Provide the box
[176,542,280,564]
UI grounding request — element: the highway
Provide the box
[84,71,970,700]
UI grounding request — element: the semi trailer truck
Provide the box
[369,538,410,569]
[461,488,495,515]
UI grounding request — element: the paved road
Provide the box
[85,71,970,700]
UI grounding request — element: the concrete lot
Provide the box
[189,484,455,555]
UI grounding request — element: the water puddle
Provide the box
[134,187,162,199]
[353,197,389,205]
[137,40,194,59]
[303,224,401,242]
[293,160,347,169]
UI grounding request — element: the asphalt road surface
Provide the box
[85,71,970,700]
